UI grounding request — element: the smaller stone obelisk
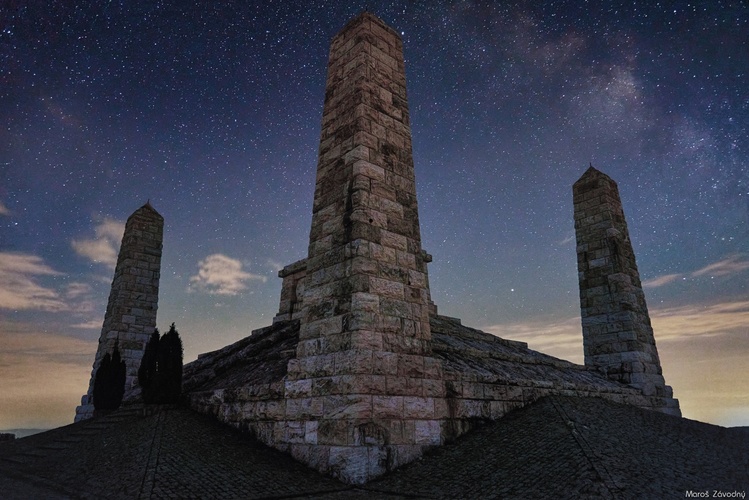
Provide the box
[75,202,163,421]
[573,167,677,411]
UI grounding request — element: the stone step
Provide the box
[1,455,33,465]
[18,449,49,458]
[39,443,69,451]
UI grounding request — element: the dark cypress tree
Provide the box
[138,329,160,404]
[158,323,183,404]
[92,341,127,411]
[92,353,112,411]
[110,341,126,409]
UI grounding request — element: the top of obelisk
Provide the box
[337,11,402,40]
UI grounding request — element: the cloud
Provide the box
[483,316,584,364]
[650,300,749,342]
[642,273,682,288]
[71,217,125,268]
[0,252,67,311]
[266,258,285,272]
[691,254,749,278]
[64,282,92,299]
[483,298,749,365]
[0,200,9,216]
[189,254,267,296]
[70,319,102,329]
[556,234,575,246]
[642,254,749,288]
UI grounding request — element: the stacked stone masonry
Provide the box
[183,316,679,485]
[75,202,163,422]
[271,12,445,483]
[573,167,677,408]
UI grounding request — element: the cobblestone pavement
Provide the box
[368,396,749,499]
[0,406,352,499]
[0,397,746,498]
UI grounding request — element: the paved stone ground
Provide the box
[368,396,749,499]
[0,397,746,498]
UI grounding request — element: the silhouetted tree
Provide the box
[111,341,126,407]
[137,324,183,404]
[158,323,183,404]
[138,329,160,404]
[93,353,111,411]
[93,341,127,411]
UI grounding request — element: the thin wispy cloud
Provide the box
[0,200,10,216]
[483,316,584,364]
[189,254,267,296]
[71,217,125,269]
[64,282,97,315]
[266,258,285,272]
[64,282,92,300]
[0,252,67,312]
[692,254,749,278]
[650,300,749,341]
[483,299,749,365]
[643,254,749,288]
[642,273,682,288]
[70,319,103,330]
[556,234,575,246]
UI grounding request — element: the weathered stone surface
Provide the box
[182,312,681,484]
[573,167,679,414]
[75,202,163,422]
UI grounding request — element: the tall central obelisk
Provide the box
[279,12,444,484]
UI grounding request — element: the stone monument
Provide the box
[181,13,679,485]
[276,11,444,482]
[573,166,674,399]
[75,202,163,421]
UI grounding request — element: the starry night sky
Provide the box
[1,1,748,430]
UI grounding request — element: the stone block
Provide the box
[329,446,370,484]
[286,397,324,419]
[397,354,424,378]
[403,397,434,418]
[373,351,398,375]
[318,419,354,445]
[372,395,404,418]
[414,420,441,445]
[370,242,397,263]
[350,330,383,350]
[351,292,379,313]
[334,350,373,375]
[423,379,445,397]
[352,159,385,181]
[325,395,373,419]
[369,277,404,299]
[380,229,408,251]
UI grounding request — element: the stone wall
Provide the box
[184,315,680,484]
